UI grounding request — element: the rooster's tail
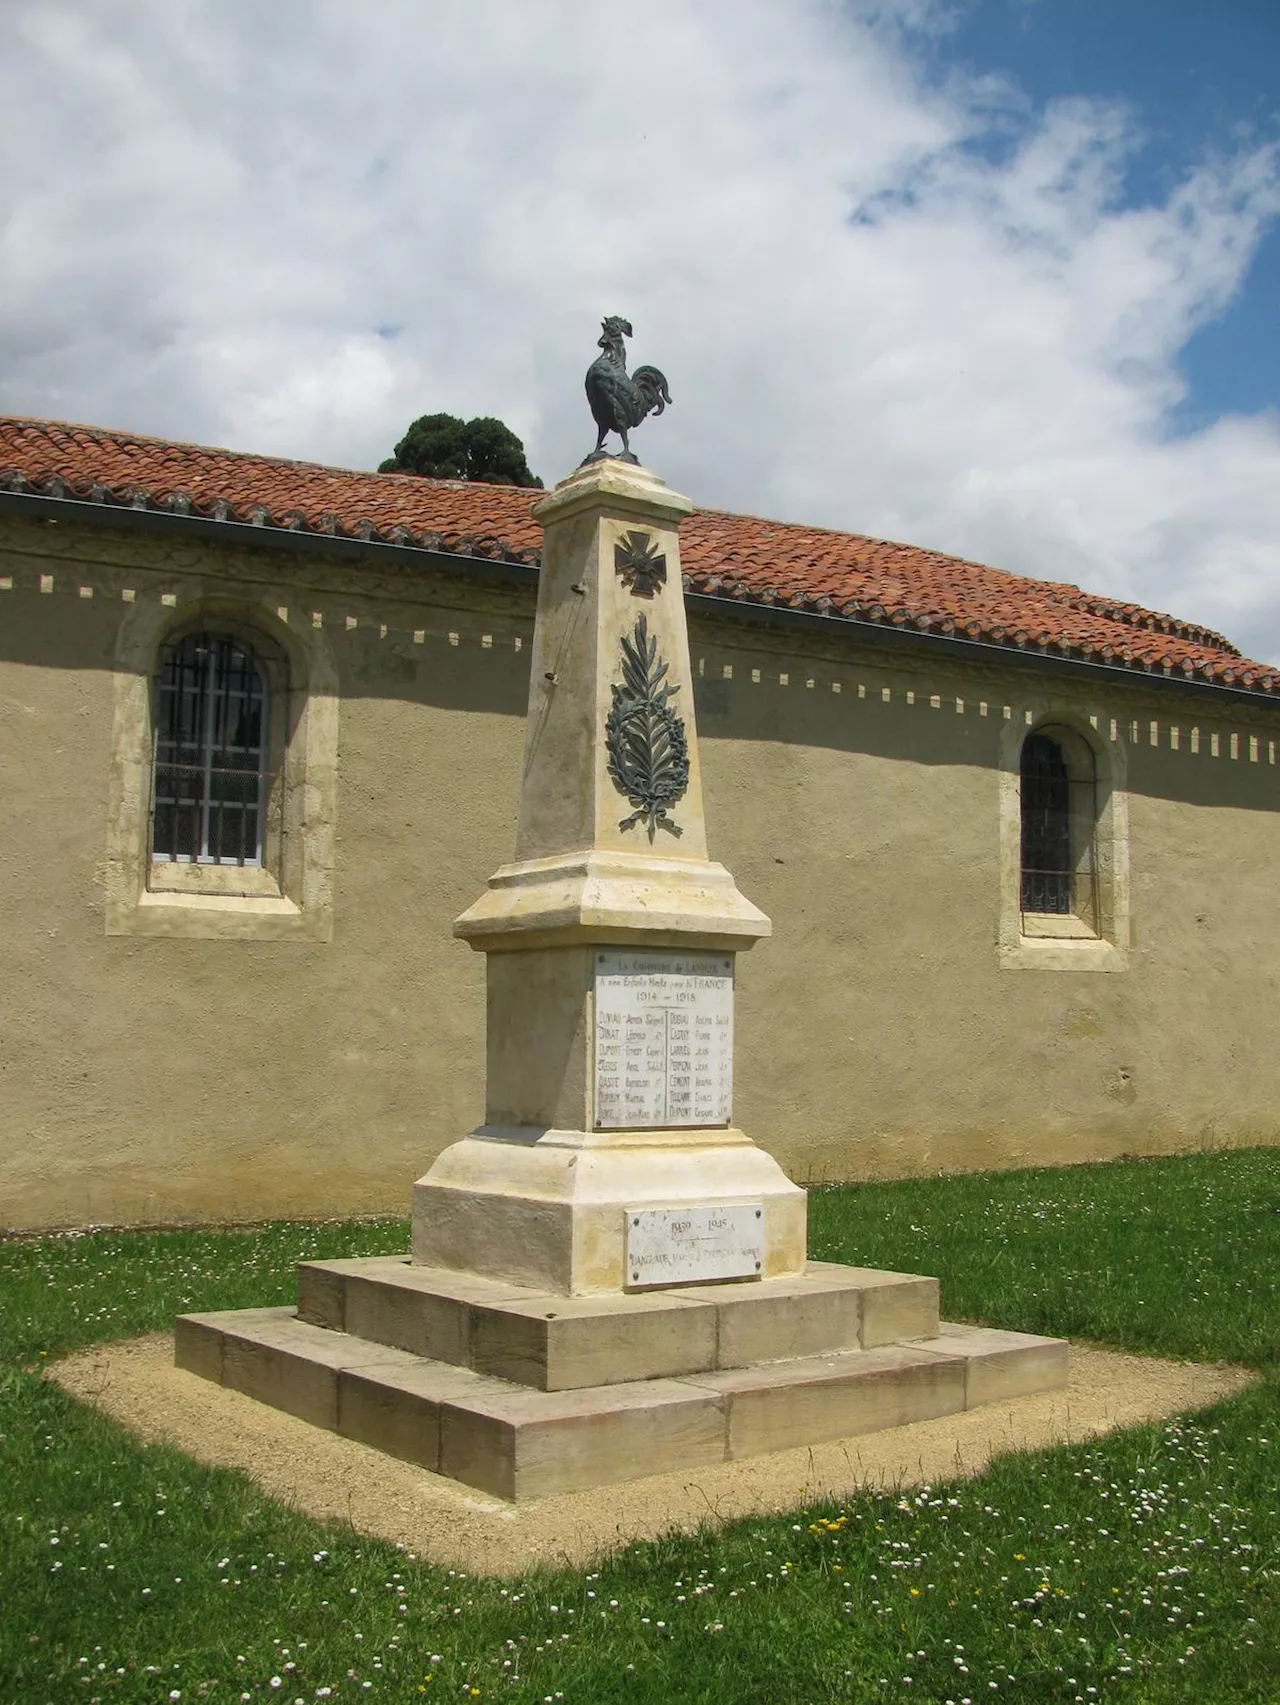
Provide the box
[630,365,672,424]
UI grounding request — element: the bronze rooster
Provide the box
[583,316,672,464]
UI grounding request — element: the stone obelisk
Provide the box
[412,452,807,1295]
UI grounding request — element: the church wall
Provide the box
[0,516,524,1229]
[691,617,1280,1181]
[2,512,1279,1229]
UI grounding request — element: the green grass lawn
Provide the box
[3,1149,1278,1705]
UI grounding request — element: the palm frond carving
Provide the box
[606,614,690,839]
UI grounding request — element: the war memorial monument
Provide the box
[175,322,1067,1499]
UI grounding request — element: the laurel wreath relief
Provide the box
[606,613,690,839]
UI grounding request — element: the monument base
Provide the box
[412,1125,807,1295]
[176,1256,1068,1501]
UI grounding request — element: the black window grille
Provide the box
[1020,732,1075,914]
[151,633,270,866]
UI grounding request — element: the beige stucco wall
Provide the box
[3,510,1279,1229]
[697,634,1280,1182]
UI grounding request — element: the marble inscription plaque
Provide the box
[593,950,733,1129]
[625,1204,764,1287]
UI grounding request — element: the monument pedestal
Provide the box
[177,1260,1067,1500]
[176,453,1067,1502]
[412,1125,806,1296]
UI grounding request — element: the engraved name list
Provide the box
[593,949,733,1128]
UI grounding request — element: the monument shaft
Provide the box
[411,458,807,1295]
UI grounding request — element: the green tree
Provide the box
[378,413,543,488]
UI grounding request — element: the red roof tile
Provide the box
[1,415,1271,695]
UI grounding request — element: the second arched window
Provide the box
[1019,726,1098,930]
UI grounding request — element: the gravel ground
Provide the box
[51,1335,1253,1578]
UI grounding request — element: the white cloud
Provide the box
[2,0,1279,655]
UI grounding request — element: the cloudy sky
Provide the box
[4,0,1280,658]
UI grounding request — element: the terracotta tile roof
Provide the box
[1,415,1272,694]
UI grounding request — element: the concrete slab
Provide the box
[439,1377,728,1499]
[178,1305,1064,1499]
[337,1359,513,1472]
[290,1256,941,1390]
[684,1344,966,1458]
[186,1309,422,1431]
[908,1321,1071,1407]
[467,1288,718,1390]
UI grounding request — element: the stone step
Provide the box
[175,1307,1067,1500]
[293,1256,939,1391]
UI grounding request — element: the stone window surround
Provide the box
[998,707,1130,972]
[106,592,338,942]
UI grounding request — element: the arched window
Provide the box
[151,632,269,866]
[1019,726,1097,930]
